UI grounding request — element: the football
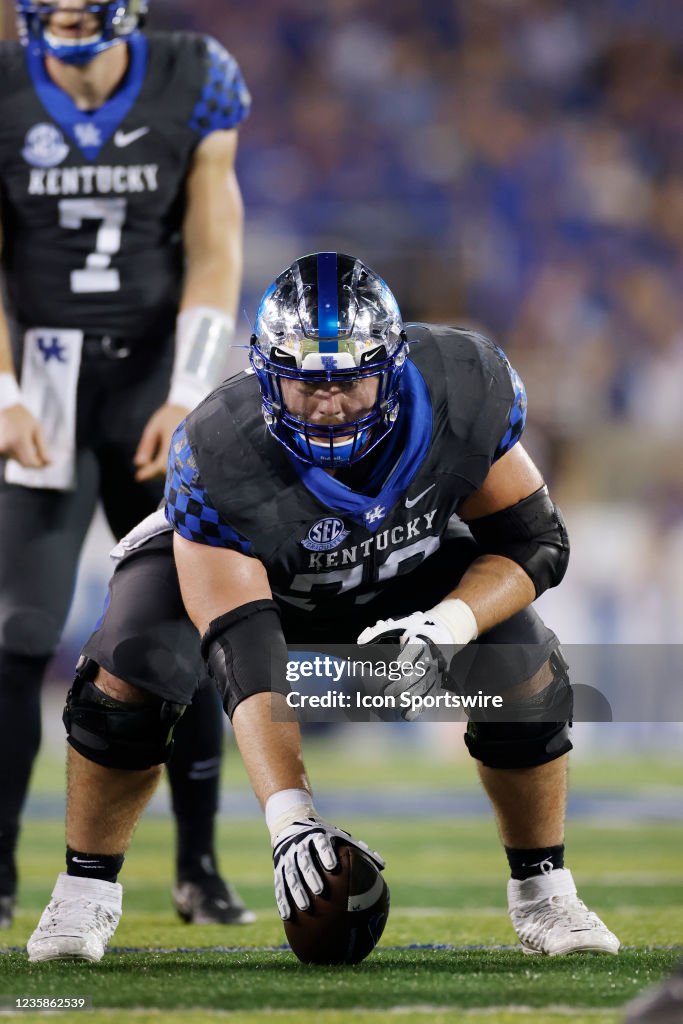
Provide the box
[283,842,390,965]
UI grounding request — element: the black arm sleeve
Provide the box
[200,599,289,718]
[466,486,570,598]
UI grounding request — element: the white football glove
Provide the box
[272,816,385,921]
[357,609,469,721]
[357,610,454,651]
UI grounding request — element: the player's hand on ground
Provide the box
[272,816,385,920]
[134,403,189,481]
[0,404,51,467]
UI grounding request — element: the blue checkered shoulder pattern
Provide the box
[493,348,528,462]
[164,421,251,553]
[189,36,252,137]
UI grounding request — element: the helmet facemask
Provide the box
[16,1,148,66]
[250,253,408,469]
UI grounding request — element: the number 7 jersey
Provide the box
[0,32,250,341]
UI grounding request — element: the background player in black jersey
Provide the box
[0,0,255,927]
[27,251,620,963]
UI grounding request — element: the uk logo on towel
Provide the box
[37,336,68,363]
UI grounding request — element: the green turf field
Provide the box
[0,737,681,1023]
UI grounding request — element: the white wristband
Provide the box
[168,306,235,410]
[0,373,21,412]
[265,788,316,843]
[430,598,478,645]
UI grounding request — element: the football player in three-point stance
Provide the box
[0,0,254,926]
[27,252,620,963]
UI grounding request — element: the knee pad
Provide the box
[63,658,187,770]
[463,649,573,769]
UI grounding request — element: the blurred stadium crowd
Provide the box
[3,1,682,667]
[149,0,683,482]
[150,0,683,657]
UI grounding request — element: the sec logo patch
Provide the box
[301,517,350,552]
[22,123,70,168]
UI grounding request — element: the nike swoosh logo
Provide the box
[113,127,150,148]
[405,484,436,509]
[71,857,101,866]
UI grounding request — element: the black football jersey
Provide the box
[0,33,250,342]
[164,325,528,614]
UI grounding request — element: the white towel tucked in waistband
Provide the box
[110,508,172,562]
[5,328,83,490]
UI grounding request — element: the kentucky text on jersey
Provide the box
[305,510,437,570]
[28,165,159,195]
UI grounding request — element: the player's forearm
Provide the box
[169,166,244,408]
[231,692,311,808]
[180,136,244,318]
[179,246,242,319]
[180,172,244,317]
[444,553,536,636]
[168,238,243,410]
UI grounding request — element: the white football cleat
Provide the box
[27,873,122,963]
[508,867,620,956]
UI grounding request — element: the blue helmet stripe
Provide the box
[317,252,339,346]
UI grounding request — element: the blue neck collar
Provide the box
[288,360,433,532]
[26,36,149,161]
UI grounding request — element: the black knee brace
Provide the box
[463,649,573,769]
[63,658,187,770]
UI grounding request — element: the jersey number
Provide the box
[59,198,126,294]
[287,535,441,607]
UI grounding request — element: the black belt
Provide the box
[81,334,133,359]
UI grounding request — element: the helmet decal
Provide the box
[316,250,340,341]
